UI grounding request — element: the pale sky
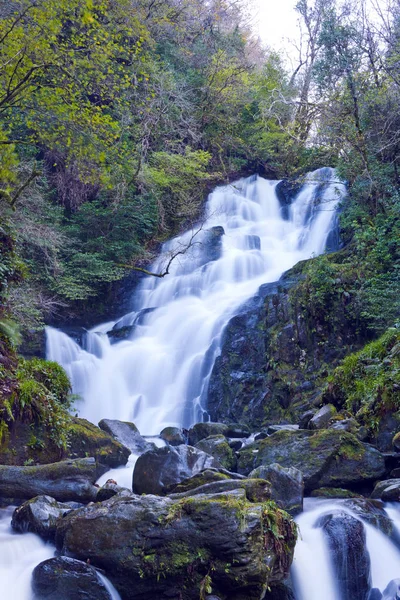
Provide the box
[253,0,300,54]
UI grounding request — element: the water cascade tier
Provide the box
[47,168,345,435]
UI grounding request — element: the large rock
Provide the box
[170,478,271,503]
[0,457,105,502]
[11,495,80,541]
[237,429,385,491]
[318,511,371,600]
[195,435,236,471]
[32,556,113,600]
[309,404,337,429]
[160,427,187,446]
[55,491,297,600]
[371,480,400,501]
[68,417,130,467]
[133,445,219,495]
[249,464,303,515]
[98,418,155,454]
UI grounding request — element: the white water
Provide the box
[292,499,400,600]
[47,167,345,435]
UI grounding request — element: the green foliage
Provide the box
[323,328,400,433]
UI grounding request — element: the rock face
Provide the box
[318,511,371,600]
[249,464,303,515]
[0,457,106,502]
[371,480,400,501]
[133,445,219,495]
[55,491,297,600]
[98,418,154,454]
[11,495,80,541]
[32,556,113,600]
[237,430,385,491]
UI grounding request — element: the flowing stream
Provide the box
[46,167,345,435]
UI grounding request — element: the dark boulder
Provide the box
[371,480,400,502]
[55,491,297,600]
[96,481,131,502]
[0,457,106,502]
[368,589,383,600]
[98,418,154,455]
[237,429,385,491]
[195,435,236,471]
[249,464,303,515]
[309,404,336,429]
[160,427,187,446]
[170,478,271,503]
[68,417,130,468]
[382,579,400,600]
[188,422,230,445]
[32,556,113,600]
[318,511,371,600]
[11,495,81,542]
[133,445,219,495]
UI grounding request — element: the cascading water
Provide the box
[46,167,345,435]
[292,499,400,600]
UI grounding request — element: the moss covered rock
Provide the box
[55,491,297,600]
[195,434,236,471]
[237,429,385,491]
[68,417,130,468]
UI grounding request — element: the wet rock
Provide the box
[298,410,315,429]
[96,481,131,502]
[68,417,130,468]
[11,495,80,541]
[228,438,243,451]
[249,464,303,515]
[32,556,113,600]
[237,429,385,491]
[310,488,361,499]
[371,480,400,502]
[203,226,225,263]
[0,457,106,502]
[55,490,297,600]
[309,404,337,430]
[267,424,299,434]
[340,498,393,536]
[373,413,400,452]
[170,478,271,503]
[264,581,295,600]
[160,427,187,446]
[195,435,236,471]
[165,468,244,494]
[368,589,383,600]
[98,418,154,454]
[329,418,360,435]
[188,422,230,445]
[133,445,219,495]
[318,511,371,600]
[393,432,400,452]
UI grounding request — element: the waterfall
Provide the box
[46,168,345,435]
[292,499,400,600]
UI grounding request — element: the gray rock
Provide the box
[98,419,155,454]
[330,418,359,434]
[318,511,371,600]
[368,589,383,600]
[237,429,385,491]
[96,481,131,502]
[55,490,297,600]
[188,422,229,445]
[195,435,236,471]
[383,579,400,600]
[11,495,80,541]
[160,427,187,446]
[0,458,106,502]
[371,480,400,501]
[249,463,303,515]
[298,410,315,429]
[170,478,271,503]
[32,556,113,600]
[309,404,337,430]
[133,445,220,495]
[267,424,299,434]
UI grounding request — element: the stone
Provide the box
[329,418,360,435]
[309,404,337,430]
[310,488,362,499]
[0,457,106,502]
[11,495,81,541]
[68,417,130,468]
[249,464,303,515]
[371,480,400,502]
[160,427,187,446]
[237,429,386,491]
[55,491,297,600]
[368,589,383,600]
[267,425,299,434]
[393,432,400,452]
[98,418,155,454]
[170,478,271,503]
[318,511,371,600]
[298,410,315,429]
[133,445,219,495]
[188,422,229,445]
[96,482,131,502]
[195,435,236,471]
[382,579,400,600]
[32,556,113,600]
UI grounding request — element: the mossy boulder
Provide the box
[170,478,271,504]
[11,495,81,541]
[0,457,105,502]
[68,417,130,468]
[160,426,187,446]
[195,435,236,471]
[237,429,385,491]
[55,490,297,600]
[98,418,154,455]
[249,464,303,515]
[371,479,400,501]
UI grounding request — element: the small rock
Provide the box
[11,495,80,542]
[159,426,187,446]
[188,422,229,445]
[195,435,236,471]
[249,464,303,515]
[98,419,155,454]
[309,404,337,430]
[267,424,299,434]
[371,480,400,502]
[298,410,315,429]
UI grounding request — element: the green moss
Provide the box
[310,488,361,498]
